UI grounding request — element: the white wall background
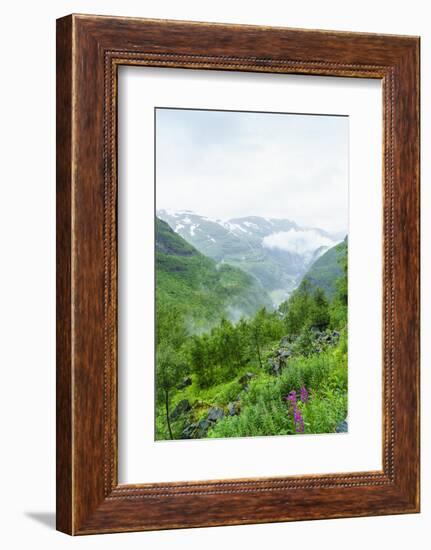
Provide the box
[0,1,427,548]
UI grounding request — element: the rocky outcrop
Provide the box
[228,401,241,416]
[181,406,225,439]
[268,330,341,375]
[170,399,191,420]
[268,348,292,376]
[335,419,348,433]
[177,376,192,390]
[207,407,225,422]
[182,418,211,439]
[238,372,255,390]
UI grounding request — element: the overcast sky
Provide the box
[155,108,348,235]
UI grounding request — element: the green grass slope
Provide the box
[302,238,347,298]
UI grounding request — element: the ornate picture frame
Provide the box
[56,14,420,534]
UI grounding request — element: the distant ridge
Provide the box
[155,217,272,327]
[301,238,347,298]
[157,209,340,305]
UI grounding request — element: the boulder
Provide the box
[170,399,191,420]
[268,355,288,375]
[195,419,211,438]
[181,418,212,439]
[238,372,255,386]
[207,407,225,422]
[279,336,290,347]
[177,376,192,390]
[181,423,197,439]
[228,401,240,416]
[335,419,348,433]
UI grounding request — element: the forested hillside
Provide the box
[156,217,272,330]
[155,226,348,440]
[157,209,338,305]
[301,238,347,298]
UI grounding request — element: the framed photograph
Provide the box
[56,14,420,535]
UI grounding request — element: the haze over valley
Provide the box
[155,108,349,441]
[157,209,343,308]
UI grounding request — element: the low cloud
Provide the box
[262,229,335,255]
[156,109,349,234]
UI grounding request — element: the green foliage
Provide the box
[155,217,197,256]
[249,308,285,368]
[156,217,272,332]
[208,350,347,438]
[310,288,330,331]
[302,238,347,298]
[156,302,188,348]
[290,329,315,357]
[280,280,331,336]
[299,390,347,434]
[154,219,349,441]
[155,342,187,439]
[280,279,314,336]
[208,394,295,438]
[189,333,218,389]
[188,308,285,388]
[329,240,348,330]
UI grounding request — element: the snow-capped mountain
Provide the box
[157,209,340,305]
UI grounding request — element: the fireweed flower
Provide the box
[300,387,309,403]
[284,390,304,433]
[284,390,297,410]
[293,407,304,433]
[287,390,297,406]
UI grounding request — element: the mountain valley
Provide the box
[157,209,342,306]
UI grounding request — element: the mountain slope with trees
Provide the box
[156,217,272,329]
[157,209,338,304]
[301,238,347,298]
[155,231,348,441]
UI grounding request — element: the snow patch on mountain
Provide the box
[262,228,336,256]
[156,209,344,303]
[225,222,247,234]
